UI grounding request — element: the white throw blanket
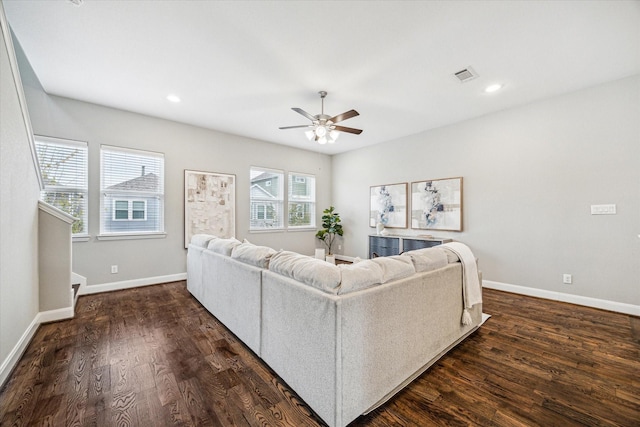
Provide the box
[442,242,482,325]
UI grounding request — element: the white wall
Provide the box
[333,75,640,308]
[20,93,332,289]
[0,13,40,380]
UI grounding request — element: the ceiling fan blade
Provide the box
[292,107,316,122]
[330,109,359,124]
[279,125,313,130]
[334,125,363,135]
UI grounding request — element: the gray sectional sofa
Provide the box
[187,235,483,427]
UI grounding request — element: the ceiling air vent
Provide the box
[453,67,478,83]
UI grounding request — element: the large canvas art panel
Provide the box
[185,170,236,247]
[411,177,462,231]
[369,183,407,228]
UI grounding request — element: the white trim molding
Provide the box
[0,2,44,190]
[0,307,73,387]
[0,316,39,388]
[79,273,187,295]
[1,273,185,388]
[483,280,640,317]
[38,200,77,224]
[37,306,74,324]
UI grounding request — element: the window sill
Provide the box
[97,232,167,241]
[248,229,285,234]
[287,227,317,232]
[72,234,91,242]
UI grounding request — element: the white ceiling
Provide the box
[3,0,640,155]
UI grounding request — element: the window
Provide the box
[100,145,164,236]
[250,167,284,230]
[288,172,316,228]
[113,200,147,221]
[34,136,88,235]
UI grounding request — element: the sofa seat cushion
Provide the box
[207,237,241,256]
[231,242,277,268]
[370,255,415,283]
[338,260,384,294]
[190,234,217,248]
[402,247,448,272]
[269,251,341,294]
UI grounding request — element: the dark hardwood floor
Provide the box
[1,281,638,426]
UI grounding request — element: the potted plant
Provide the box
[315,206,343,261]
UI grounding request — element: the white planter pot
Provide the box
[325,254,336,264]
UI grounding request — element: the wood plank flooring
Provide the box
[1,281,638,426]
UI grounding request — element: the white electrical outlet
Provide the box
[563,274,572,284]
[111,265,118,274]
[590,204,616,215]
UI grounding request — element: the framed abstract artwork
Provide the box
[184,170,236,247]
[411,177,462,231]
[369,183,408,228]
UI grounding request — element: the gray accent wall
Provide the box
[333,75,640,306]
[0,17,40,371]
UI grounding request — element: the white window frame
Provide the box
[34,135,89,240]
[250,166,284,231]
[287,171,316,230]
[99,145,165,240]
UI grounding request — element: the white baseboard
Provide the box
[0,307,75,388]
[483,280,640,316]
[1,272,187,388]
[0,315,39,388]
[37,306,75,324]
[79,273,188,295]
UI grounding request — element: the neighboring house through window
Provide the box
[288,172,316,228]
[34,136,88,236]
[250,167,284,230]
[100,145,164,236]
[113,200,147,221]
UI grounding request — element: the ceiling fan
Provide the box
[279,91,362,144]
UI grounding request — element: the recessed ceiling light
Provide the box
[166,94,181,103]
[485,84,503,93]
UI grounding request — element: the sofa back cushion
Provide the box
[231,242,277,269]
[370,255,415,283]
[269,251,341,294]
[190,234,217,248]
[338,260,384,294]
[401,247,448,272]
[207,237,241,256]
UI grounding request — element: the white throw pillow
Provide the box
[231,242,276,268]
[338,260,383,294]
[370,256,415,283]
[207,237,241,256]
[401,247,448,272]
[190,234,217,248]
[269,251,341,294]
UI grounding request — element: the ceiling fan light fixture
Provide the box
[305,130,315,141]
[279,91,362,145]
